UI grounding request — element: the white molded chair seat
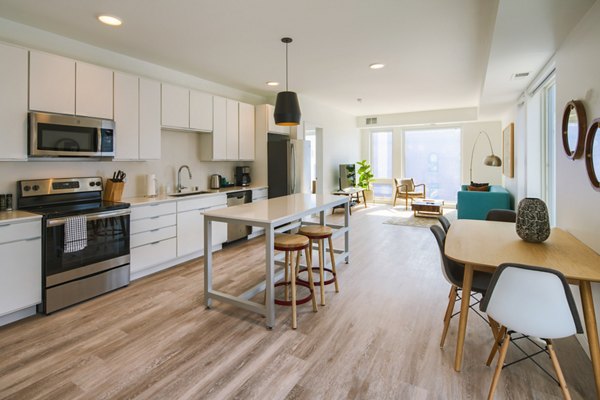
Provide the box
[480,263,583,400]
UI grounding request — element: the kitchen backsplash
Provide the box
[0,129,253,199]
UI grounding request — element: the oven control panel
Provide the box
[18,177,103,197]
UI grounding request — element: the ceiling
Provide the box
[0,0,595,118]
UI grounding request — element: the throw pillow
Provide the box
[468,185,490,192]
[470,181,489,187]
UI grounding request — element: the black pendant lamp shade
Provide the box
[274,37,301,126]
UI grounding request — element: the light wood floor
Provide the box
[0,204,595,399]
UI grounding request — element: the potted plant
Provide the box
[356,160,374,203]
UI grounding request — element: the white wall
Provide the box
[0,17,268,198]
[554,0,600,352]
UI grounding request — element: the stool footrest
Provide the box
[297,267,337,286]
[274,281,314,306]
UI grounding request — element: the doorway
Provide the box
[304,124,323,194]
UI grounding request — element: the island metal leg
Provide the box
[344,201,350,263]
[204,218,213,309]
[265,226,275,328]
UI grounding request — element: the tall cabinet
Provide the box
[0,42,28,160]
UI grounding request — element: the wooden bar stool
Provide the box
[297,225,339,306]
[274,234,318,329]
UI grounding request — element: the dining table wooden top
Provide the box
[445,219,600,283]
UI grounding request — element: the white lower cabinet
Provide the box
[0,220,41,316]
[130,202,177,275]
[176,196,227,257]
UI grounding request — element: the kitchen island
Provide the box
[203,193,350,328]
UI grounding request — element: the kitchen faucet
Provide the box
[177,165,192,192]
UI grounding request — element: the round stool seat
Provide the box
[274,234,309,251]
[298,225,333,239]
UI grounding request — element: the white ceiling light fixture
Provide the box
[266,81,279,86]
[97,15,122,26]
[369,63,385,70]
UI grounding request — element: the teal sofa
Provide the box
[456,185,512,220]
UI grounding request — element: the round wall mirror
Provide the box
[562,100,587,159]
[585,119,600,191]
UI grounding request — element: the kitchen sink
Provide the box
[168,190,214,197]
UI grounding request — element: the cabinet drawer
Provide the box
[0,237,42,316]
[131,237,176,274]
[0,220,41,244]
[131,213,176,235]
[131,225,176,248]
[177,195,226,213]
[131,202,176,220]
[252,188,268,200]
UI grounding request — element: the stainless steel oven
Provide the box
[29,112,115,158]
[17,177,130,314]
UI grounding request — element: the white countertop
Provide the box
[0,210,42,223]
[203,193,348,225]
[124,185,268,206]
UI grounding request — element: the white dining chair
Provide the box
[480,263,583,400]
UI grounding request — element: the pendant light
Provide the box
[274,37,301,126]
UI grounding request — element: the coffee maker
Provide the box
[235,166,251,186]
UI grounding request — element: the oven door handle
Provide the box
[46,209,131,227]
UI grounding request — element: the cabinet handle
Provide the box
[150,203,160,207]
[0,224,11,228]
[150,229,159,232]
[150,216,160,219]
[25,237,40,241]
[150,241,160,245]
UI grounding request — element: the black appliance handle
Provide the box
[46,208,131,227]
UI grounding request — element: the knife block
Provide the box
[103,180,124,202]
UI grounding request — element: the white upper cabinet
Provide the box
[139,78,161,160]
[114,74,161,160]
[76,62,113,119]
[113,72,139,160]
[212,96,227,159]
[266,103,290,135]
[189,90,213,132]
[226,99,239,160]
[29,51,75,115]
[0,42,28,160]
[161,83,189,128]
[238,102,255,160]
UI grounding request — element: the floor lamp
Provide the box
[469,131,502,183]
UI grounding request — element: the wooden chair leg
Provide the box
[295,250,301,277]
[327,236,339,293]
[547,340,572,400]
[318,239,325,306]
[305,247,318,312]
[487,333,510,400]
[284,251,290,301]
[486,325,507,366]
[290,250,297,329]
[440,286,457,348]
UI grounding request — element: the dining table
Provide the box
[202,193,350,329]
[445,219,600,399]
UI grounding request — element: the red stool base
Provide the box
[274,280,314,306]
[297,267,337,286]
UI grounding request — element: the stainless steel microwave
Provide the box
[29,112,115,158]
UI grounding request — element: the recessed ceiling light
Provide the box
[98,15,122,26]
[266,81,279,86]
[369,63,385,70]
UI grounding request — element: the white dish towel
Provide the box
[64,215,88,253]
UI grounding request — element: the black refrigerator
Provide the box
[267,133,311,198]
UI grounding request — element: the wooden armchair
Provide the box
[393,178,426,209]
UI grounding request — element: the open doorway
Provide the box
[304,124,323,194]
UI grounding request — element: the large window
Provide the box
[404,128,461,202]
[370,131,393,198]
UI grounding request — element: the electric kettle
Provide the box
[210,174,221,189]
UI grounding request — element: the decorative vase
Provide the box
[515,198,551,243]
